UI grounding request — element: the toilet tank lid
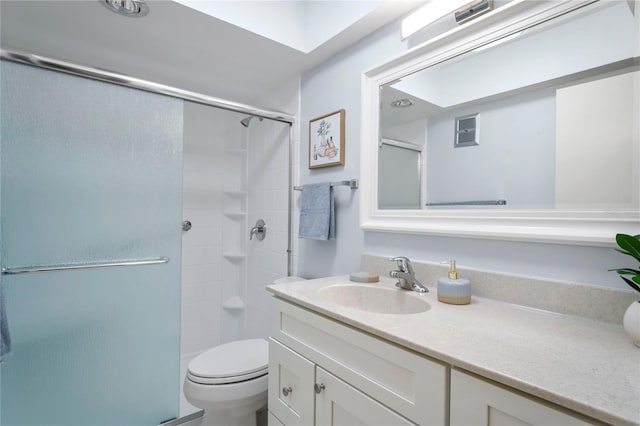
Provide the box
[188,338,268,379]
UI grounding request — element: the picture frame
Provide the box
[309,109,345,169]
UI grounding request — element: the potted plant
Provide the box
[610,233,640,347]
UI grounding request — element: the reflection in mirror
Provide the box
[379,1,639,210]
[378,138,423,209]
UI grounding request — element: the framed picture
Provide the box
[309,109,345,169]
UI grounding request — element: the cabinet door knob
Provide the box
[282,386,292,396]
[314,383,325,394]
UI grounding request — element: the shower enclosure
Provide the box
[0,51,294,425]
[179,102,293,417]
[0,60,184,424]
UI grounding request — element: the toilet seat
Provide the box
[187,338,268,385]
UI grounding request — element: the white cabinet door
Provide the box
[272,298,447,425]
[268,411,286,426]
[450,370,591,426]
[268,338,316,426]
[315,367,417,426]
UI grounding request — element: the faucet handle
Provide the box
[388,256,412,273]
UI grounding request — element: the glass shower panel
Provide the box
[0,61,183,425]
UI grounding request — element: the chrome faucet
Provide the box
[389,256,428,293]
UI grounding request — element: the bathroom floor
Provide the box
[177,416,203,426]
[180,417,202,426]
[173,409,267,426]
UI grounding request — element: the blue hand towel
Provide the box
[0,284,11,362]
[299,183,335,240]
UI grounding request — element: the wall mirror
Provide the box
[360,0,640,245]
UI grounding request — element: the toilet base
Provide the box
[183,339,269,426]
[184,376,268,426]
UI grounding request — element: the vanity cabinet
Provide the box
[268,299,448,426]
[269,339,416,425]
[268,339,315,425]
[315,366,416,425]
[450,370,593,426]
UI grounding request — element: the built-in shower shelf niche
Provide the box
[222,296,246,312]
[223,191,248,220]
[224,212,247,220]
[223,252,246,260]
[220,133,249,344]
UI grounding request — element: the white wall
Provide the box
[298,23,405,279]
[173,0,382,53]
[427,89,556,207]
[180,102,232,416]
[556,71,639,209]
[298,14,633,290]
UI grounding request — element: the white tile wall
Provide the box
[245,118,290,339]
[182,102,227,356]
[244,79,300,339]
[179,79,299,418]
[180,102,244,417]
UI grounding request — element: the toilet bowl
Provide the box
[183,338,269,426]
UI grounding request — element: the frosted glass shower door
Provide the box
[0,61,183,425]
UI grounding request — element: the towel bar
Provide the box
[293,179,358,191]
[425,199,507,206]
[1,257,169,275]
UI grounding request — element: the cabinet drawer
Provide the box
[268,338,315,426]
[450,369,595,426]
[316,367,417,426]
[272,298,448,425]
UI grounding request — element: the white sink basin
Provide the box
[317,284,430,315]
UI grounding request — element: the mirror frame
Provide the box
[360,0,640,246]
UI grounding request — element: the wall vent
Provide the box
[455,113,479,148]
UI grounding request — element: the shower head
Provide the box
[99,0,149,17]
[241,116,264,128]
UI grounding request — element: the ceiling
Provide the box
[0,0,422,110]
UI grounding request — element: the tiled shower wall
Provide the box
[178,86,297,416]
[181,102,228,358]
[245,78,301,339]
[245,118,291,339]
[180,102,246,416]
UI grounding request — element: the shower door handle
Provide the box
[249,219,266,241]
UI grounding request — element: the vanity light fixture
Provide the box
[390,98,415,108]
[454,0,493,24]
[401,0,470,40]
[99,0,149,17]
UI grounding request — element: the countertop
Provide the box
[267,275,640,426]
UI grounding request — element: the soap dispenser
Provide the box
[437,260,471,305]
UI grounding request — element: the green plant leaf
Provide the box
[616,234,640,262]
[609,268,640,275]
[621,276,640,293]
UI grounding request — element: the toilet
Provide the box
[183,338,269,426]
